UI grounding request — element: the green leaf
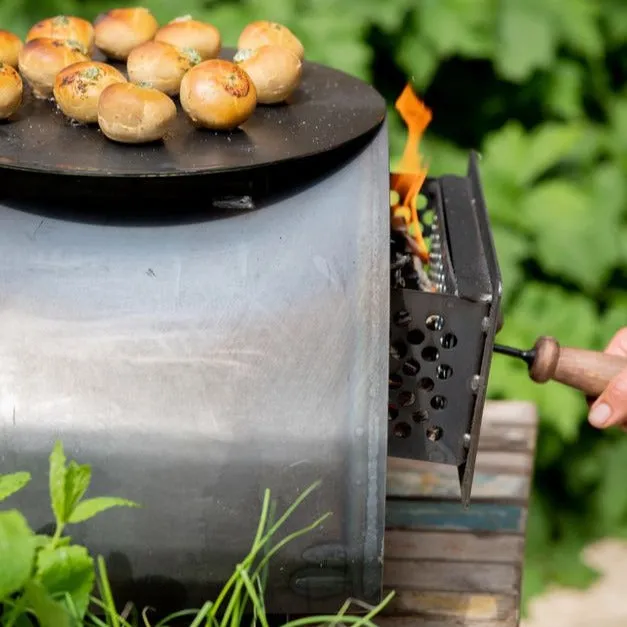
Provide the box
[549,0,603,59]
[601,0,627,45]
[63,461,92,521]
[520,123,583,182]
[420,136,468,176]
[601,294,627,349]
[0,472,31,503]
[522,180,621,292]
[34,535,72,550]
[550,549,599,590]
[546,61,584,120]
[495,0,557,81]
[0,510,36,599]
[22,581,70,627]
[68,497,140,524]
[36,545,95,619]
[49,441,67,527]
[491,226,529,306]
[395,19,439,90]
[415,0,496,59]
[594,438,627,529]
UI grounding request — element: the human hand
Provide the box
[588,328,627,430]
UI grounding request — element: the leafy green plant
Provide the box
[1,444,393,627]
[0,441,138,627]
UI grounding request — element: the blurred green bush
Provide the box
[3,0,627,610]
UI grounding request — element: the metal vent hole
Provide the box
[431,395,447,410]
[422,346,439,362]
[413,410,428,423]
[426,425,443,442]
[425,314,445,331]
[402,358,420,377]
[394,310,412,327]
[394,422,411,439]
[417,377,434,392]
[437,364,453,380]
[398,390,416,407]
[390,341,407,360]
[407,329,425,345]
[441,333,458,349]
[389,374,402,390]
[388,405,398,421]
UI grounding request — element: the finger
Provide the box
[588,368,627,428]
[605,328,627,358]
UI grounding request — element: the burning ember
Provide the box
[390,84,433,291]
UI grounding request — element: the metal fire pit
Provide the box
[0,49,500,617]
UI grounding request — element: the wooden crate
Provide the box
[380,400,538,627]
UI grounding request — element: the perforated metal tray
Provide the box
[387,152,502,506]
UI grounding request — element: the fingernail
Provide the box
[589,403,612,427]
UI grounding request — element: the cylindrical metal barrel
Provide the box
[0,124,390,615]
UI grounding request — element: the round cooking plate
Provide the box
[0,48,386,178]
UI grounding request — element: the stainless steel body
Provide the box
[0,124,390,614]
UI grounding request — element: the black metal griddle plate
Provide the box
[0,49,386,177]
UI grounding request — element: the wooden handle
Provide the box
[528,336,627,397]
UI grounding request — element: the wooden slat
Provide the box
[383,559,520,594]
[382,401,538,627]
[382,590,518,622]
[377,617,518,627]
[387,466,530,501]
[481,401,538,427]
[384,530,524,563]
[386,500,526,534]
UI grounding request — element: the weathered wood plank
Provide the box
[387,466,530,501]
[386,500,526,533]
[384,530,524,563]
[382,590,518,622]
[383,559,520,594]
[481,401,538,427]
[377,617,517,627]
[381,401,538,627]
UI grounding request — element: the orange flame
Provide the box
[391,84,432,263]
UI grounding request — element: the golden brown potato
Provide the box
[26,15,94,55]
[53,61,126,124]
[237,21,304,61]
[154,15,221,61]
[234,45,301,104]
[0,30,23,68]
[18,38,89,99]
[179,59,257,130]
[97,82,177,143]
[0,63,23,119]
[127,40,199,96]
[94,7,159,61]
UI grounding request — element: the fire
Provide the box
[390,84,432,263]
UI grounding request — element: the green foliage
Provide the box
[2,0,627,610]
[0,441,138,626]
[1,445,392,627]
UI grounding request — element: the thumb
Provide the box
[588,368,627,429]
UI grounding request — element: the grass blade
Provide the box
[88,597,135,627]
[187,602,213,627]
[154,607,210,627]
[233,566,269,627]
[252,513,331,582]
[95,557,119,627]
[257,482,322,550]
